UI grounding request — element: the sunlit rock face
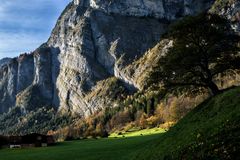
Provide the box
[0,0,214,116]
[74,0,213,20]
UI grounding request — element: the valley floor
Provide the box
[0,134,162,160]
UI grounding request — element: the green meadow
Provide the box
[0,133,162,160]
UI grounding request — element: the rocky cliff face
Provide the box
[0,0,215,116]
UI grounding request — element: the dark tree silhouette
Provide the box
[150,13,240,95]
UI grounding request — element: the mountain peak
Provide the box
[73,0,215,20]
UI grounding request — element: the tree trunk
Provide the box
[208,81,220,96]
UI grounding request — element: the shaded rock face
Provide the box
[17,54,34,93]
[0,59,18,113]
[0,0,214,116]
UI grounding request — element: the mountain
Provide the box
[0,0,214,116]
[1,0,240,136]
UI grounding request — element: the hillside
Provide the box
[0,86,239,160]
[136,86,240,160]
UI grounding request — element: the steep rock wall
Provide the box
[0,47,59,113]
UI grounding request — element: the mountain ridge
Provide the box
[0,0,215,116]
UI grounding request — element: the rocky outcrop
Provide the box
[0,0,215,116]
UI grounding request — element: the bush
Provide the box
[110,109,132,129]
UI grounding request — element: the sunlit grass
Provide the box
[109,127,166,138]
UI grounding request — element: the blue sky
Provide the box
[0,0,71,59]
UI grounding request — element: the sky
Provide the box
[0,0,71,59]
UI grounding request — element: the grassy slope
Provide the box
[0,87,239,160]
[136,87,240,160]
